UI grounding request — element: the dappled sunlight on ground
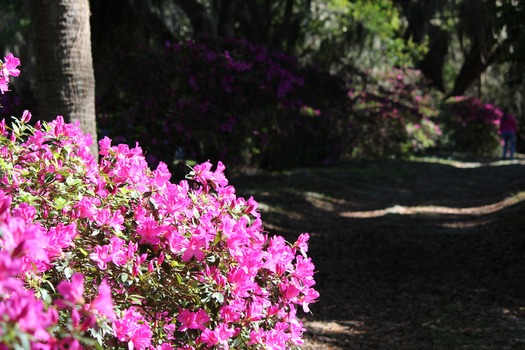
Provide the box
[302,320,368,349]
[339,191,525,221]
[412,155,525,168]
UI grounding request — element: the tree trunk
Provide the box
[447,39,509,98]
[34,0,98,156]
[417,25,449,91]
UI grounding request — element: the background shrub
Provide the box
[438,96,502,156]
[347,67,441,158]
[96,38,348,171]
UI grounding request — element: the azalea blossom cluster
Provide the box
[0,196,114,348]
[0,55,318,349]
[449,96,503,127]
[0,53,20,94]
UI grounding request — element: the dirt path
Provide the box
[232,157,525,350]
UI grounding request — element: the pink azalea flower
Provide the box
[90,244,112,270]
[74,197,99,219]
[21,110,31,123]
[152,161,171,187]
[293,233,309,257]
[130,324,152,350]
[181,236,206,262]
[46,222,78,254]
[90,279,116,321]
[0,190,11,218]
[11,202,36,223]
[190,161,228,190]
[98,136,112,156]
[2,53,21,77]
[245,301,265,322]
[227,267,257,298]
[57,273,85,306]
[177,308,209,331]
[0,289,53,340]
[57,337,83,350]
[199,323,236,348]
[113,307,152,350]
[0,218,49,265]
[136,217,163,245]
[96,208,124,231]
[292,256,316,286]
[299,287,320,313]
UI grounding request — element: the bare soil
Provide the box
[232,156,525,350]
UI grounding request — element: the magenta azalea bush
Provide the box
[0,55,318,349]
[439,96,503,156]
[96,38,348,170]
[347,67,441,157]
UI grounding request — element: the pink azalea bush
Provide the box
[347,67,441,157]
[439,96,503,156]
[0,54,318,349]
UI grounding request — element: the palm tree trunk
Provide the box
[35,0,98,156]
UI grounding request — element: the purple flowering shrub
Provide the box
[347,68,441,157]
[96,38,347,170]
[439,96,502,156]
[1,55,318,349]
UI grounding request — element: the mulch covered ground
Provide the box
[232,156,525,350]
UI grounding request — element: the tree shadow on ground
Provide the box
[231,158,525,350]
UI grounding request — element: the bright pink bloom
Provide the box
[199,323,236,348]
[21,110,31,123]
[2,53,21,77]
[130,324,153,350]
[0,289,53,340]
[0,251,23,291]
[90,244,111,270]
[190,161,228,190]
[294,233,309,257]
[90,279,116,321]
[57,337,83,350]
[136,217,163,245]
[11,202,36,222]
[113,308,152,350]
[181,236,206,262]
[177,310,194,331]
[98,136,112,156]
[299,287,320,313]
[57,273,85,306]
[45,222,78,257]
[96,208,124,231]
[227,267,257,298]
[177,309,209,331]
[0,218,49,266]
[292,256,316,286]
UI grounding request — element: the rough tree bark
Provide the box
[34,0,98,156]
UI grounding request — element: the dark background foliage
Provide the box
[1,0,524,170]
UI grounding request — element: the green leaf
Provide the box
[129,294,145,304]
[53,197,68,210]
[119,273,129,283]
[212,291,224,304]
[64,267,73,279]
